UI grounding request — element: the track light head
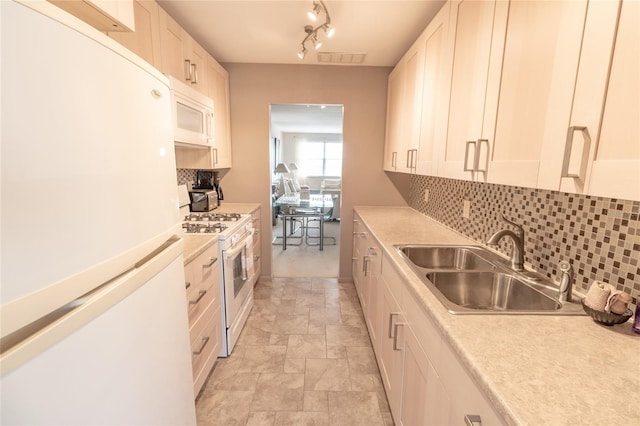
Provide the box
[297,47,307,59]
[307,1,321,21]
[323,24,335,38]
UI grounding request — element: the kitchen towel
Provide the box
[584,281,613,312]
[604,290,632,314]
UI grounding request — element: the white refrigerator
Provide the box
[1,1,197,424]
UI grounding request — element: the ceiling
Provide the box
[270,104,344,134]
[157,1,446,67]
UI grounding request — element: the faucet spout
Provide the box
[557,260,573,303]
[487,229,525,271]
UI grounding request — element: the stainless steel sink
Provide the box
[394,244,584,315]
[426,271,562,312]
[399,245,495,270]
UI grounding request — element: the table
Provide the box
[273,194,334,250]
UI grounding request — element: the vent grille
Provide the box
[317,52,367,64]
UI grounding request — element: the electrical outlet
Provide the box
[462,199,471,219]
[424,189,430,203]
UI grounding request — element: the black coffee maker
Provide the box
[193,170,223,202]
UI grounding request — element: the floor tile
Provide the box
[274,411,329,426]
[287,334,327,359]
[196,390,254,426]
[284,358,306,373]
[213,372,259,391]
[347,346,379,375]
[272,313,309,335]
[238,345,287,373]
[251,373,305,412]
[326,324,372,347]
[304,358,351,391]
[303,391,328,412]
[327,391,384,426]
[246,411,276,426]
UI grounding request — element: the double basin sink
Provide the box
[396,245,584,315]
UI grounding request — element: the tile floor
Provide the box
[195,277,394,426]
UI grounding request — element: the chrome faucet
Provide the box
[486,214,525,271]
[557,260,573,303]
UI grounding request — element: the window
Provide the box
[297,140,343,176]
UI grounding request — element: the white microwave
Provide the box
[169,76,214,147]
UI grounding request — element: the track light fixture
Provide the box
[297,0,334,59]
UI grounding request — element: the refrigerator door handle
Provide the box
[0,237,184,377]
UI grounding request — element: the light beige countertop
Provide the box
[354,206,639,426]
[182,235,217,265]
[215,203,260,215]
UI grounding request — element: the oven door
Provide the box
[222,234,253,328]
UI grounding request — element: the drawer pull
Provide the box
[203,257,218,268]
[464,414,482,426]
[189,290,207,305]
[185,282,191,290]
[393,323,405,351]
[388,312,399,338]
[192,336,210,355]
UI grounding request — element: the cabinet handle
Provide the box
[253,255,260,262]
[388,312,399,338]
[363,256,369,276]
[150,89,162,98]
[393,323,405,351]
[475,139,489,172]
[368,247,377,256]
[213,148,219,165]
[190,63,198,84]
[561,126,591,179]
[184,59,192,81]
[185,282,191,290]
[464,140,476,171]
[464,414,482,426]
[192,336,210,355]
[203,257,218,268]
[189,289,207,305]
[391,151,397,169]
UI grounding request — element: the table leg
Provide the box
[283,215,287,250]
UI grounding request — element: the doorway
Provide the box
[269,104,344,278]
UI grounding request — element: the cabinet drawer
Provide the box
[184,242,219,323]
[401,284,442,372]
[440,342,504,425]
[190,300,222,396]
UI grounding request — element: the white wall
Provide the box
[221,63,407,280]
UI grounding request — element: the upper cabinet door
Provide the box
[415,3,450,176]
[158,6,187,80]
[487,0,588,188]
[438,0,507,182]
[206,56,233,169]
[107,0,161,69]
[582,0,639,200]
[383,41,425,174]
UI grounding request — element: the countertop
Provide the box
[354,206,639,425]
[182,203,260,264]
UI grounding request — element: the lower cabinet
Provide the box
[364,246,503,426]
[183,240,222,396]
[250,207,261,284]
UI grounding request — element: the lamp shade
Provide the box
[274,163,291,173]
[288,163,298,171]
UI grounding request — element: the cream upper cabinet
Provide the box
[438,0,507,182]
[206,56,233,169]
[158,6,206,93]
[383,38,425,173]
[487,0,589,188]
[415,3,450,176]
[550,0,639,201]
[107,0,161,69]
[50,0,135,32]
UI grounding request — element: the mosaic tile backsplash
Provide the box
[409,175,640,302]
[177,169,197,186]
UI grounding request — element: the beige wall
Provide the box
[221,63,407,280]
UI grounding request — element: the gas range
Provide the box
[180,211,252,250]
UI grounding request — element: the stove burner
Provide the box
[182,222,228,234]
[184,212,242,222]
